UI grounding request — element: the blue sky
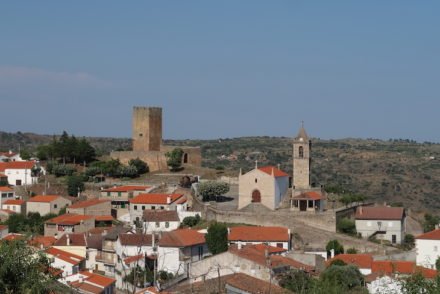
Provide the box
[0,1,439,142]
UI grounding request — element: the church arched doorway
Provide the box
[252,190,261,203]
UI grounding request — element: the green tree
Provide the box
[326,240,344,257]
[402,234,415,250]
[66,175,85,196]
[423,214,440,233]
[279,270,314,293]
[205,222,228,255]
[330,259,347,266]
[337,218,356,235]
[320,265,364,290]
[182,215,201,228]
[346,248,358,254]
[198,181,230,201]
[165,148,184,171]
[0,240,64,293]
[128,158,149,174]
[117,165,138,178]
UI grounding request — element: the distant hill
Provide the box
[1,131,439,212]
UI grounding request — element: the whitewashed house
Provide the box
[45,247,85,277]
[0,187,15,205]
[0,151,22,162]
[1,199,25,214]
[142,210,180,233]
[416,229,440,269]
[0,161,41,186]
[355,206,406,244]
[228,226,291,250]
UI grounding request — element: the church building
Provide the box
[238,164,289,210]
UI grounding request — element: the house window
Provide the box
[392,235,397,244]
[152,206,156,210]
[134,205,138,210]
[276,243,283,248]
[434,246,438,252]
[155,222,160,228]
[308,200,313,208]
[160,206,164,210]
[165,222,169,228]
[107,192,111,197]
[142,206,145,210]
[54,204,58,209]
[118,192,122,197]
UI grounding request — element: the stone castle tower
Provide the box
[132,107,162,152]
[292,123,311,189]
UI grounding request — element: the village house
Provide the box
[291,191,326,212]
[355,206,406,244]
[327,254,373,275]
[0,209,15,222]
[100,185,154,209]
[61,270,116,294]
[44,214,95,237]
[1,199,25,214]
[0,173,7,184]
[67,198,112,216]
[158,228,209,276]
[228,226,291,250]
[0,161,41,186]
[415,228,440,269]
[0,186,15,205]
[142,209,180,233]
[45,247,86,277]
[53,232,89,257]
[27,195,72,216]
[129,193,187,225]
[29,235,57,249]
[0,151,22,162]
[238,165,289,210]
[0,225,8,239]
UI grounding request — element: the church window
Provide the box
[255,178,257,183]
[299,146,304,158]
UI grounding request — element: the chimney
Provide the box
[277,164,281,170]
[78,276,83,283]
[167,196,171,204]
[330,249,335,259]
[239,168,242,177]
[264,248,269,258]
[271,168,274,176]
[66,234,70,246]
[436,224,439,230]
[89,269,93,273]
[238,242,242,250]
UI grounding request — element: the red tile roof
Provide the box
[68,199,109,209]
[102,185,151,193]
[0,161,35,171]
[249,243,287,254]
[2,233,23,241]
[0,225,7,231]
[54,233,87,246]
[226,273,286,294]
[0,186,13,192]
[416,229,440,240]
[258,166,289,177]
[79,271,116,288]
[292,191,325,201]
[124,254,144,265]
[143,210,180,222]
[175,197,187,205]
[94,215,114,222]
[0,152,17,157]
[2,199,24,205]
[29,236,57,248]
[45,247,85,265]
[119,233,155,246]
[355,207,405,220]
[28,195,60,203]
[46,214,94,225]
[327,254,373,269]
[228,226,289,242]
[372,260,415,275]
[70,281,103,294]
[130,193,184,204]
[159,229,206,247]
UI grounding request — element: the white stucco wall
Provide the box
[355,219,404,244]
[143,220,180,234]
[4,168,37,186]
[416,239,440,269]
[238,169,276,210]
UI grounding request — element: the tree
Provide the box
[198,181,230,202]
[182,215,201,228]
[0,240,63,293]
[320,265,364,290]
[117,165,139,178]
[346,248,358,254]
[129,158,149,174]
[330,259,347,266]
[165,148,184,171]
[205,222,228,255]
[326,240,344,257]
[423,214,440,233]
[402,234,415,250]
[337,218,356,235]
[436,256,440,271]
[279,270,314,293]
[66,175,85,196]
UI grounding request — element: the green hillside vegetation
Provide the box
[1,131,439,212]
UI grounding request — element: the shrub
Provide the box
[326,240,344,257]
[205,222,228,255]
[198,181,230,202]
[337,218,356,235]
[182,215,201,227]
[346,248,358,254]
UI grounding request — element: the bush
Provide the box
[329,259,347,266]
[337,218,356,235]
[205,222,228,255]
[198,181,230,201]
[166,148,184,171]
[66,175,85,196]
[117,165,138,178]
[326,240,344,258]
[346,248,358,254]
[402,234,415,250]
[51,164,75,177]
[320,265,364,290]
[279,270,313,293]
[129,158,149,174]
[182,215,201,227]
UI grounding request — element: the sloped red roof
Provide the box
[119,233,154,246]
[372,260,415,275]
[0,209,16,215]
[143,210,179,222]
[28,195,60,203]
[355,207,405,220]
[68,199,109,209]
[292,191,325,201]
[159,229,206,247]
[79,271,116,287]
[327,254,373,269]
[416,229,440,240]
[2,199,24,205]
[258,166,289,177]
[248,243,287,254]
[46,214,94,225]
[29,236,57,248]
[130,193,184,204]
[0,161,35,171]
[2,233,23,241]
[94,215,114,222]
[45,247,85,265]
[55,233,87,246]
[102,185,151,192]
[228,226,289,242]
[226,273,286,294]
[0,186,13,192]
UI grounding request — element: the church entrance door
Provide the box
[251,190,261,203]
[299,200,307,211]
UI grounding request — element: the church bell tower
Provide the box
[293,122,311,189]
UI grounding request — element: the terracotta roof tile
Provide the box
[228,226,289,242]
[0,209,16,215]
[327,254,373,269]
[45,247,85,265]
[70,282,103,294]
[0,225,7,230]
[54,233,87,246]
[119,233,155,246]
[68,199,110,209]
[130,193,184,204]
[258,166,289,177]
[0,161,35,172]
[143,210,180,222]
[249,243,287,254]
[355,207,405,220]
[94,215,114,222]
[226,273,287,294]
[28,195,60,203]
[416,229,440,240]
[0,187,13,192]
[124,254,144,265]
[102,185,151,193]
[79,271,116,287]
[159,229,206,247]
[29,236,57,248]
[292,191,325,201]
[45,214,94,225]
[2,199,24,205]
[2,233,23,241]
